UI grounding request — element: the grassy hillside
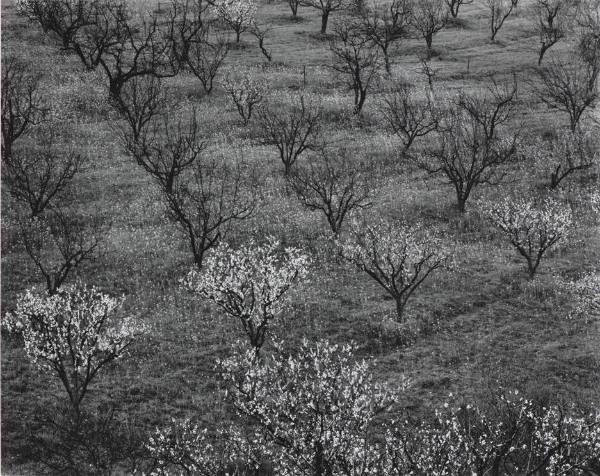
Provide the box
[1,0,599,473]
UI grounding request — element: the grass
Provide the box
[1,0,599,473]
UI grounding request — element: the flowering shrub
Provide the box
[219,339,405,475]
[182,238,310,351]
[147,420,223,475]
[216,0,257,42]
[479,196,572,279]
[222,71,264,125]
[384,392,600,475]
[567,271,600,321]
[2,284,146,413]
[339,219,452,321]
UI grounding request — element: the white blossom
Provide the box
[182,238,310,350]
[479,196,572,278]
[2,284,146,411]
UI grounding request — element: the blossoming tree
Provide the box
[339,219,452,321]
[216,0,258,43]
[182,238,310,352]
[384,392,600,475]
[220,339,404,475]
[2,284,146,415]
[479,196,572,279]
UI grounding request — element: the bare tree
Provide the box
[301,0,349,34]
[19,0,200,105]
[1,57,47,162]
[18,207,105,294]
[529,128,599,189]
[163,155,257,268]
[380,82,437,151]
[2,133,85,217]
[286,0,301,18]
[223,72,265,125]
[288,148,373,237]
[116,75,169,144]
[185,26,230,94]
[486,0,517,41]
[251,23,273,62]
[536,53,599,131]
[330,20,382,114]
[409,0,449,59]
[444,0,473,19]
[340,219,451,321]
[418,82,519,212]
[360,0,411,74]
[257,93,323,176]
[124,110,206,194]
[576,0,600,69]
[535,0,570,65]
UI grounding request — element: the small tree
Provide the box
[1,57,47,162]
[124,109,206,194]
[2,284,145,416]
[185,26,229,94]
[250,23,273,62]
[340,219,451,321]
[222,72,265,125]
[479,196,572,279]
[360,0,412,74]
[535,0,570,65]
[2,132,84,217]
[288,149,373,237]
[116,75,169,144]
[286,0,301,18]
[216,0,257,43]
[182,239,310,351]
[329,20,382,114]
[486,0,517,41]
[409,0,449,59]
[219,339,403,473]
[381,82,437,151]
[418,82,519,212]
[18,207,105,294]
[257,93,322,176]
[537,53,599,132]
[163,154,257,269]
[301,0,349,35]
[528,128,599,189]
[444,0,473,19]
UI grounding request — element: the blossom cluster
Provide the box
[479,196,573,277]
[218,339,406,475]
[384,391,600,475]
[148,343,600,475]
[216,0,257,36]
[182,238,310,349]
[2,284,146,407]
[567,271,600,321]
[147,419,221,476]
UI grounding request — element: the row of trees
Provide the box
[4,282,600,474]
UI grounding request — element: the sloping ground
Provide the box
[2,0,599,472]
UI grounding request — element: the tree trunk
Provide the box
[426,34,433,58]
[395,298,405,322]
[320,9,330,34]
